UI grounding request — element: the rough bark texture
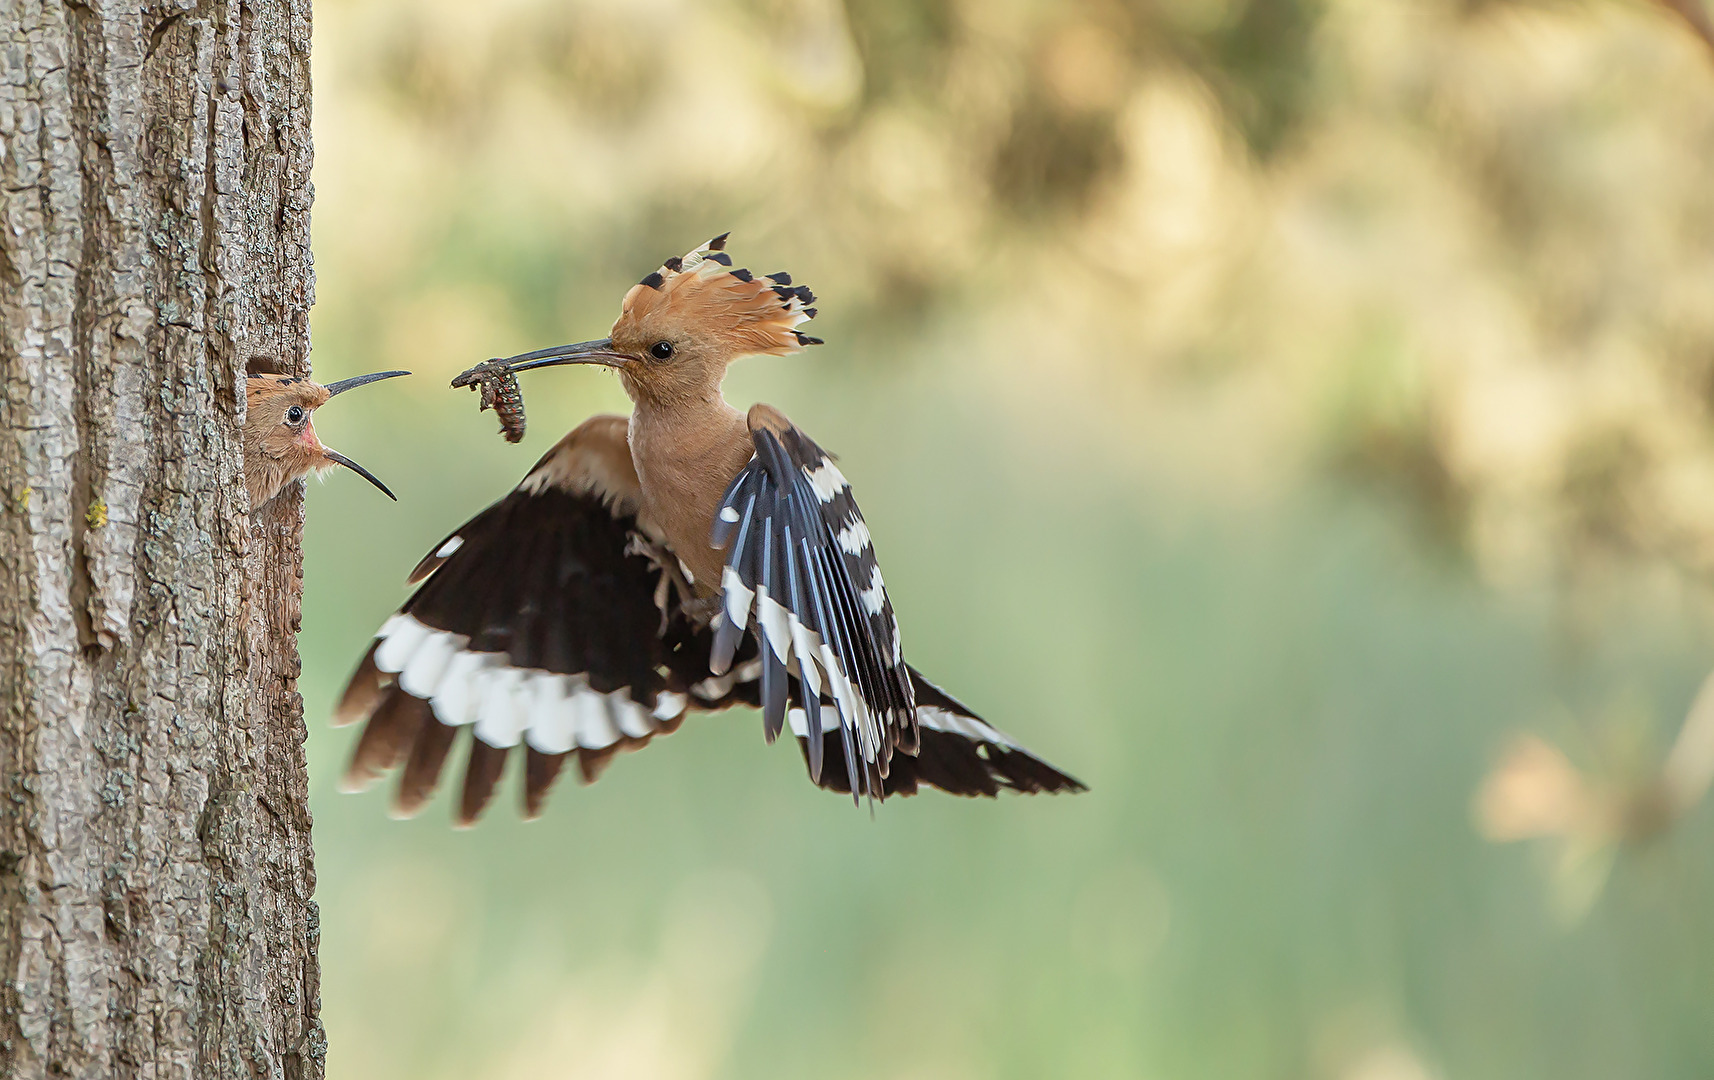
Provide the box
[0,2,321,1078]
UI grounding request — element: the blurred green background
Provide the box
[297,1,1714,1077]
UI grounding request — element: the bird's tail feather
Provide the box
[792,666,1087,798]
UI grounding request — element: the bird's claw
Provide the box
[627,532,705,632]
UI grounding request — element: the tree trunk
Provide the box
[0,2,321,1078]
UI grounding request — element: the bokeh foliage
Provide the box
[301,1,1714,1077]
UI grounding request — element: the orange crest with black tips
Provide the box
[611,233,823,360]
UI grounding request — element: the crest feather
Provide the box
[616,235,822,357]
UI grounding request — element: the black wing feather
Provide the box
[758,508,790,742]
[801,665,1088,798]
[336,437,705,823]
[712,418,918,800]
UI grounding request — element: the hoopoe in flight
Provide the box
[245,370,410,508]
[333,235,1084,823]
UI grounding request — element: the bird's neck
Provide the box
[628,392,753,592]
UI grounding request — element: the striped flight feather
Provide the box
[710,417,916,800]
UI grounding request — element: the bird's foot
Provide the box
[626,532,706,631]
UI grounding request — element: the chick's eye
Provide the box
[285,405,305,424]
[650,340,674,360]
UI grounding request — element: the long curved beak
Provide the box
[322,449,397,501]
[324,369,411,396]
[499,338,630,372]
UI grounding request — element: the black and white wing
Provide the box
[709,405,920,798]
[333,415,720,824]
[337,408,1086,819]
[796,667,1088,797]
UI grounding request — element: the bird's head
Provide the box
[493,234,822,407]
[244,370,409,508]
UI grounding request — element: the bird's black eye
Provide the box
[650,340,674,360]
[285,405,305,424]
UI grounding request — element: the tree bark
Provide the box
[0,2,321,1078]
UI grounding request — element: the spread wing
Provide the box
[335,409,1085,820]
[332,415,726,824]
[709,404,919,798]
[794,667,1088,797]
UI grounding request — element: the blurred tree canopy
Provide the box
[316,0,1714,589]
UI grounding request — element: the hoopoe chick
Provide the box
[245,370,410,509]
[334,235,1085,824]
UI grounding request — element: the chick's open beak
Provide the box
[322,449,397,501]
